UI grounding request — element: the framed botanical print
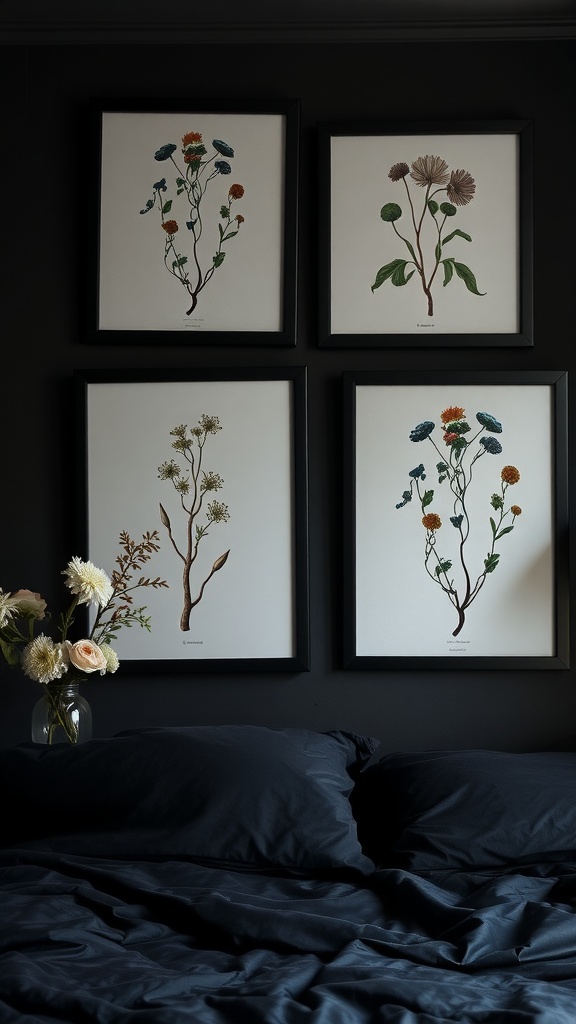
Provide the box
[343,370,569,669]
[86,98,300,346]
[75,367,310,672]
[319,120,533,348]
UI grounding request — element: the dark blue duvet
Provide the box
[2,851,576,1023]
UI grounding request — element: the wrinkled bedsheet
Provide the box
[1,851,576,1023]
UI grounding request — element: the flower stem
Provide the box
[43,686,78,744]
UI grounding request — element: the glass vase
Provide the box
[31,681,92,745]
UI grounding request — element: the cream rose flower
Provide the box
[67,639,107,674]
[7,589,47,619]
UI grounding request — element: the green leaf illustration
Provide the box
[161,200,173,215]
[441,259,454,286]
[404,239,418,263]
[435,559,452,576]
[422,490,434,508]
[371,259,414,292]
[452,261,486,296]
[172,257,188,268]
[442,228,472,245]
[495,525,514,540]
[484,553,500,573]
[391,263,415,286]
[213,252,226,268]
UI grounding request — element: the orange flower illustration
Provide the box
[501,466,520,484]
[422,513,442,531]
[441,406,466,424]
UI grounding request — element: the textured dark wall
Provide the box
[1,38,575,751]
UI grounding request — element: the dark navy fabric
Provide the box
[352,747,576,870]
[2,736,576,1022]
[0,726,379,873]
[1,851,576,1021]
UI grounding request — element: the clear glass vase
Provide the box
[31,681,92,745]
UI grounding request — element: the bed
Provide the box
[1,724,576,1023]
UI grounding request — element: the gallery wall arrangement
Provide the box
[1,12,575,752]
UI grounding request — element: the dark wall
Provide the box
[2,38,575,751]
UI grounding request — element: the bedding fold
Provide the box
[1,850,576,1022]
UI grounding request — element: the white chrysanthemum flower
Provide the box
[99,643,120,674]
[0,589,17,629]
[21,635,70,684]
[63,557,113,608]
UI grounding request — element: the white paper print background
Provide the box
[86,380,295,661]
[355,384,554,657]
[99,112,285,332]
[331,133,519,335]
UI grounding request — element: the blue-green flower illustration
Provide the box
[480,437,503,454]
[410,421,435,442]
[154,144,178,161]
[476,412,502,432]
[213,139,234,157]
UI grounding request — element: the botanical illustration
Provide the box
[395,405,522,636]
[139,130,245,316]
[158,415,230,631]
[371,154,485,318]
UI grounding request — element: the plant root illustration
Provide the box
[158,415,230,631]
[395,405,522,636]
[140,131,245,316]
[371,155,486,318]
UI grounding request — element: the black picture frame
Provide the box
[85,98,300,347]
[75,366,310,672]
[319,120,533,349]
[343,370,569,670]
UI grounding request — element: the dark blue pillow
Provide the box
[352,748,576,870]
[0,725,379,874]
